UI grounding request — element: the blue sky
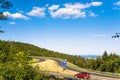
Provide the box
[1,0,120,55]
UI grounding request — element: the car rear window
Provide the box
[80,72,87,74]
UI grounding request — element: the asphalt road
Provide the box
[31,56,120,80]
[51,58,120,79]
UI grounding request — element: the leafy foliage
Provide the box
[0,41,49,80]
[0,0,12,20]
[86,51,120,73]
[0,40,120,75]
[0,40,86,67]
[0,0,12,9]
[0,0,12,34]
[0,1,51,79]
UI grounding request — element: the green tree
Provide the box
[0,0,12,34]
[94,57,102,70]
[0,51,47,80]
[102,51,108,61]
[117,67,120,73]
[0,0,12,20]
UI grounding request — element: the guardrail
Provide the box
[30,56,120,78]
[66,59,120,78]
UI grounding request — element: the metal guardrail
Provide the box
[67,61,120,78]
[30,56,120,78]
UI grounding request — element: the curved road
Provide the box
[51,58,120,79]
[31,56,120,80]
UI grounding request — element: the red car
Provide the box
[74,71,90,79]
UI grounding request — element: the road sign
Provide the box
[62,60,66,67]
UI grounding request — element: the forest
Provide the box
[0,40,120,75]
[0,40,49,80]
[0,0,120,80]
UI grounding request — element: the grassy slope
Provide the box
[1,40,120,77]
[31,56,120,77]
[0,40,85,67]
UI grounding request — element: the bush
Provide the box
[0,51,47,80]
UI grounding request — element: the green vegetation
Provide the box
[0,40,85,80]
[0,40,120,75]
[1,1,119,80]
[0,41,49,80]
[86,51,120,73]
[0,40,86,67]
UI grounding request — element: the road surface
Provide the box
[31,56,120,80]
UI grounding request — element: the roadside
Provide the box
[31,57,120,80]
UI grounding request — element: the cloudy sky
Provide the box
[1,0,120,55]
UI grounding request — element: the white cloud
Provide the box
[64,3,91,9]
[3,12,10,17]
[11,13,29,19]
[48,2,102,19]
[89,11,97,17]
[91,2,103,6]
[48,3,88,19]
[27,7,45,17]
[114,1,120,6]
[48,5,59,11]
[113,1,120,10]
[3,12,29,20]
[52,8,86,19]
[3,2,103,19]
[49,4,86,19]
[9,22,16,25]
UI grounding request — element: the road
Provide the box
[52,58,120,79]
[31,56,120,80]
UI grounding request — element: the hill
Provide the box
[0,40,120,74]
[0,40,86,68]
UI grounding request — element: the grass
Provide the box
[30,56,120,78]
[48,57,120,78]
[29,58,40,64]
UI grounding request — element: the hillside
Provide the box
[0,40,120,74]
[0,40,86,68]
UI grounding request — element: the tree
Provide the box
[117,67,120,73]
[0,26,4,34]
[112,33,120,38]
[0,50,47,80]
[0,0,12,20]
[94,57,102,70]
[0,1,49,79]
[0,0,12,34]
[102,51,108,61]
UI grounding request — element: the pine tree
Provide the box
[102,51,108,61]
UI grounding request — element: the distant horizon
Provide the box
[1,0,120,55]
[1,39,119,56]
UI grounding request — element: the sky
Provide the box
[1,0,120,55]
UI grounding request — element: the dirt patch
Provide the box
[32,59,77,74]
[31,59,120,80]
